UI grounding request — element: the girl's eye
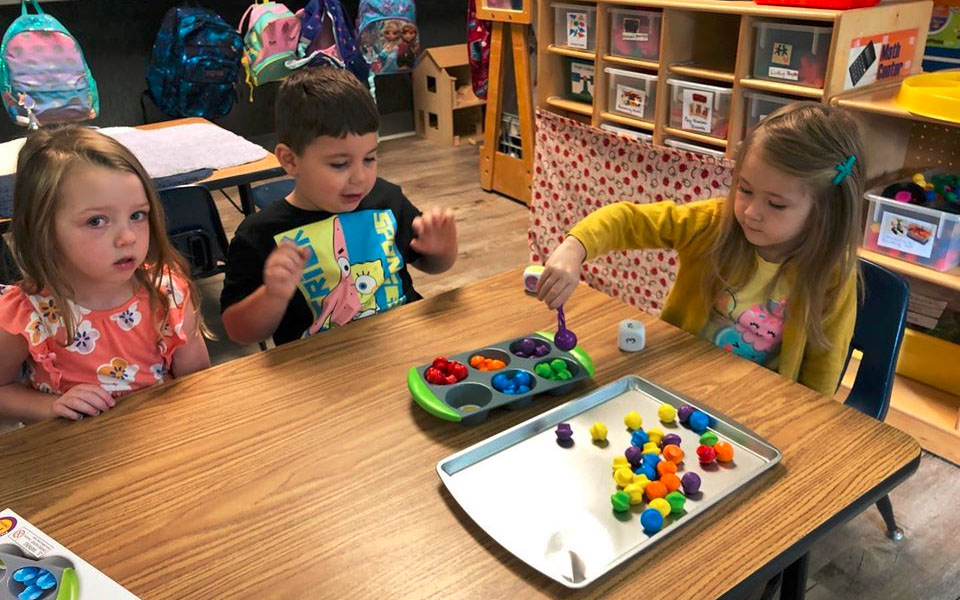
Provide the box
[768,201,786,210]
[737,186,752,195]
[86,216,106,227]
[131,210,148,221]
[363,156,377,164]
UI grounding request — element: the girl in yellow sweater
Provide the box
[537,102,865,396]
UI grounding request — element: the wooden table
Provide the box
[0,269,920,599]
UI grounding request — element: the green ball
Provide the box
[556,369,572,380]
[535,363,552,378]
[666,491,686,515]
[700,431,719,446]
[549,359,567,372]
[611,490,631,513]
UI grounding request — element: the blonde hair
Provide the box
[702,102,864,350]
[11,126,204,345]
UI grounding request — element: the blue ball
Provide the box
[630,430,649,447]
[639,464,658,481]
[517,385,531,394]
[641,508,663,533]
[516,371,532,386]
[689,410,710,433]
[492,374,508,390]
[642,453,661,469]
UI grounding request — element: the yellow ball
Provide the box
[612,456,630,472]
[632,474,650,490]
[614,467,635,488]
[649,497,671,518]
[589,421,608,442]
[624,411,643,431]
[642,442,660,455]
[623,482,645,504]
[657,404,677,423]
[648,427,665,446]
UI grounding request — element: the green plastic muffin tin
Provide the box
[408,331,595,424]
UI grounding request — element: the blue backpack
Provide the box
[0,0,98,128]
[294,0,369,83]
[357,0,419,75]
[146,6,243,119]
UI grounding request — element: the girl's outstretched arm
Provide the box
[171,302,211,378]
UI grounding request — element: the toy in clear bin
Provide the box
[668,79,732,139]
[609,8,661,61]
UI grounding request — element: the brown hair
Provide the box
[275,67,380,155]
[702,102,864,350]
[11,126,204,345]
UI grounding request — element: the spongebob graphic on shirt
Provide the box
[274,210,406,337]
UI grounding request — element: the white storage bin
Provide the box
[664,138,725,159]
[667,78,732,139]
[608,8,661,61]
[553,3,597,52]
[605,67,657,121]
[753,21,832,88]
[743,91,795,135]
[601,123,653,143]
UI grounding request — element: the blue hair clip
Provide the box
[833,155,856,186]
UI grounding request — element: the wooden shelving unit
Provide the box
[536,0,933,159]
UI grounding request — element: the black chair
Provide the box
[0,236,20,284]
[251,178,295,211]
[841,258,910,541]
[158,185,229,279]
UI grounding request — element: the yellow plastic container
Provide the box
[896,328,960,395]
[896,71,960,123]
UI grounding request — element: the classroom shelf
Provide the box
[739,78,824,100]
[859,249,960,294]
[668,64,736,83]
[600,111,656,131]
[546,44,595,61]
[663,126,728,148]
[833,81,959,128]
[545,96,594,116]
[603,54,659,71]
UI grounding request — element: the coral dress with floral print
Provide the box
[0,270,189,396]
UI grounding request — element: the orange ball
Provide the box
[645,480,668,501]
[715,441,735,462]
[660,473,682,493]
[662,444,684,464]
[657,461,678,477]
[470,355,483,367]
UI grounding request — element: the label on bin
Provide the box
[615,84,647,117]
[622,17,650,42]
[877,210,936,258]
[681,89,713,134]
[567,11,588,49]
[768,66,799,81]
[571,62,594,97]
[771,42,793,66]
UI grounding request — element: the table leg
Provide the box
[238,183,255,215]
[780,552,810,600]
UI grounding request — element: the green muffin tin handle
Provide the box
[408,367,462,422]
[535,330,595,377]
[57,568,80,600]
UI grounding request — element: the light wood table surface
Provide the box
[0,269,920,599]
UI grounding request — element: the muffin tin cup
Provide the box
[408,331,595,424]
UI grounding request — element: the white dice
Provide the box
[618,319,646,352]
[523,265,545,294]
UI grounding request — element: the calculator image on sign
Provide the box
[849,43,877,86]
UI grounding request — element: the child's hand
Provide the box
[537,236,587,309]
[264,241,310,301]
[410,208,457,258]
[49,384,115,420]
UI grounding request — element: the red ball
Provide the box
[697,445,717,465]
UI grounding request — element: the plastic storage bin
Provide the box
[566,59,595,103]
[863,182,960,272]
[664,138,725,159]
[605,67,657,121]
[743,91,795,134]
[601,123,653,143]
[667,78,732,139]
[753,21,832,88]
[553,3,597,52]
[608,8,661,61]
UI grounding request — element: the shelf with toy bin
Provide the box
[742,89,810,135]
[605,66,658,123]
[666,78,734,141]
[664,137,727,158]
[565,58,597,103]
[601,122,654,141]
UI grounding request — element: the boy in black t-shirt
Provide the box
[220,68,457,346]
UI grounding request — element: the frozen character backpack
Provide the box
[293,0,369,82]
[238,0,300,98]
[146,6,244,119]
[0,0,99,128]
[357,0,419,75]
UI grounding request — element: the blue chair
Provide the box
[250,178,295,211]
[841,258,910,541]
[158,185,229,279]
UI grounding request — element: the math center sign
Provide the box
[844,28,918,90]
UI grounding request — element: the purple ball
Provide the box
[534,344,550,357]
[677,405,696,425]
[520,338,536,354]
[555,329,578,351]
[625,445,643,467]
[555,423,573,441]
[662,433,682,448]
[681,472,701,495]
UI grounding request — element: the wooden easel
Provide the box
[478,1,535,205]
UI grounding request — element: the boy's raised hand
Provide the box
[537,236,587,310]
[264,241,311,301]
[410,207,457,261]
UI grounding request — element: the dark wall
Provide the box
[0,0,468,142]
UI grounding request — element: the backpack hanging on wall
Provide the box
[146,5,244,119]
[0,0,99,128]
[357,0,420,75]
[239,0,300,99]
[294,0,370,83]
[466,0,491,99]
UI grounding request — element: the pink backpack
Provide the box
[239,1,301,94]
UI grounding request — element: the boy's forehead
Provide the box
[305,133,378,156]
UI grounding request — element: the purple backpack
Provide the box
[294,0,370,83]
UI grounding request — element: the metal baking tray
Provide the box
[437,375,781,588]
